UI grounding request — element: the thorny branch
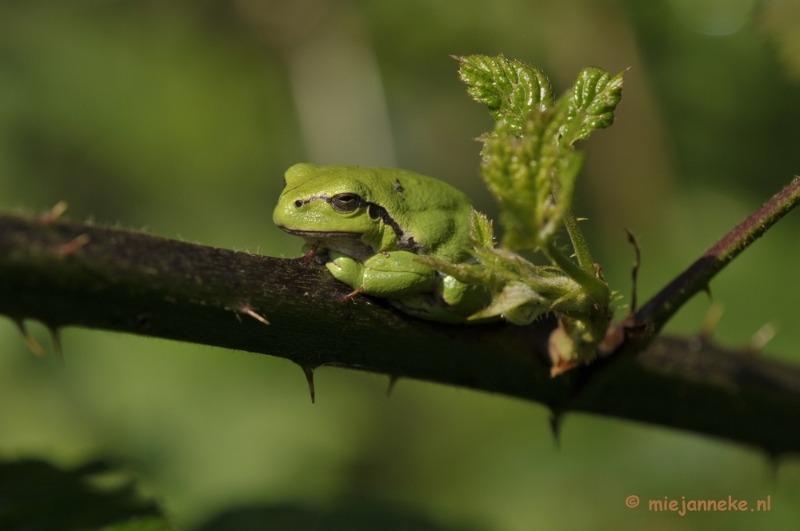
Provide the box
[0,207,799,457]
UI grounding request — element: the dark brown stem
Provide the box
[2,213,800,455]
[635,177,800,335]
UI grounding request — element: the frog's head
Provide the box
[273,163,386,247]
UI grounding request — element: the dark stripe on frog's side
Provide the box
[289,194,419,253]
[292,194,328,207]
[366,202,419,252]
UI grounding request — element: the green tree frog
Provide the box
[273,163,491,323]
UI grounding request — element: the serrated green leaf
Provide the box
[478,119,546,249]
[468,282,547,324]
[564,67,626,144]
[468,209,495,247]
[461,59,624,251]
[456,54,553,134]
[449,55,616,359]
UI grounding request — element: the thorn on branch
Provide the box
[747,323,777,355]
[15,319,44,357]
[336,286,364,302]
[298,364,316,404]
[698,303,725,340]
[238,304,270,326]
[49,326,63,365]
[765,451,783,484]
[56,234,90,256]
[548,412,563,450]
[39,201,68,225]
[386,375,399,397]
[701,284,712,298]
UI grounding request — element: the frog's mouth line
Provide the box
[277,227,363,239]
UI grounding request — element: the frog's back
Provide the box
[361,167,473,261]
[290,164,473,262]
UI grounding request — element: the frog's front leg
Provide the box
[301,243,330,265]
[326,250,437,299]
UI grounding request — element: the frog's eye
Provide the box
[329,193,362,213]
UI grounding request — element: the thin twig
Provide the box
[633,177,800,337]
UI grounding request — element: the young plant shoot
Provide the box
[274,54,626,373]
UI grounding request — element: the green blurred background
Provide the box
[2,0,800,529]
